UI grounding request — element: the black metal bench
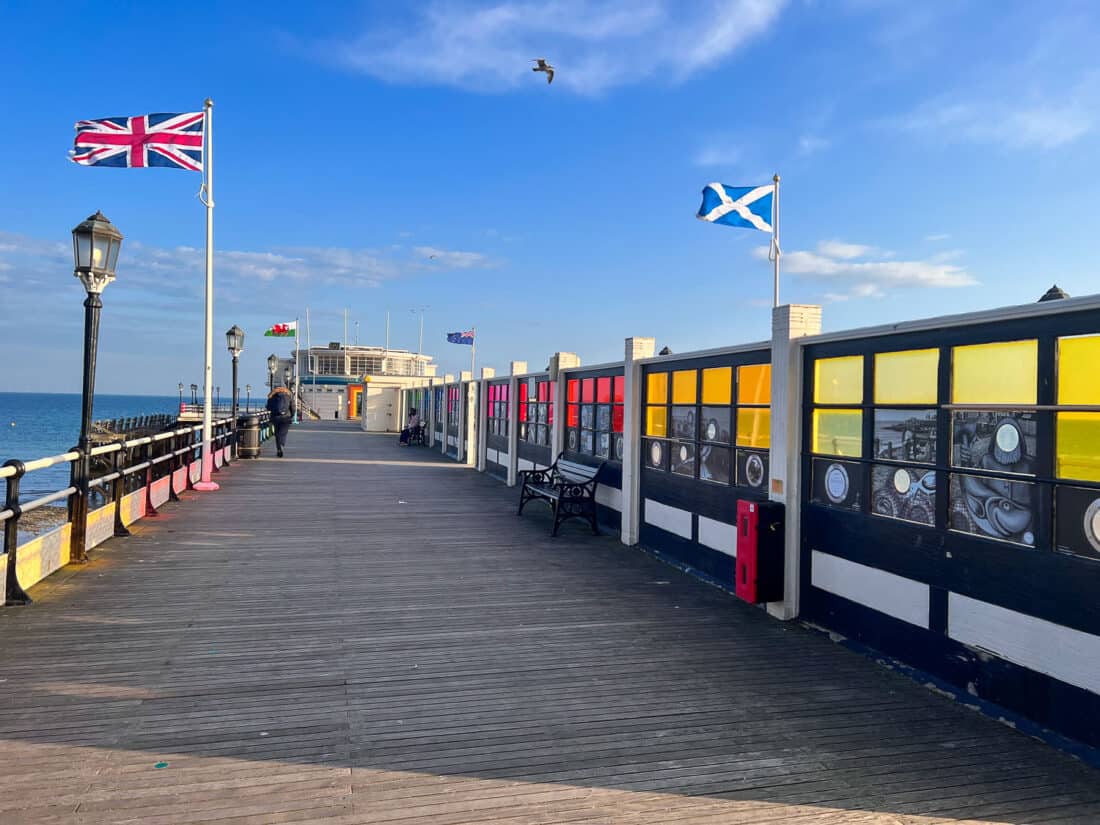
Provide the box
[517,453,605,536]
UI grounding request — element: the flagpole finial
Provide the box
[773,173,780,183]
[204,98,214,108]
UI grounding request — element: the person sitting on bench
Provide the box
[399,408,420,445]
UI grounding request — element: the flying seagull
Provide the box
[532,58,554,85]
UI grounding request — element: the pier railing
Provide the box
[1,412,272,605]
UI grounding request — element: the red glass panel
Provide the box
[614,376,624,403]
[597,377,611,403]
[612,405,624,433]
[568,379,579,402]
[519,383,528,403]
[568,405,579,427]
[582,378,595,403]
[538,381,548,402]
[548,402,554,425]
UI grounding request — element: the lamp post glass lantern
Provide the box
[225,324,245,453]
[190,383,198,404]
[267,353,278,391]
[245,384,252,412]
[69,211,123,567]
[178,382,184,406]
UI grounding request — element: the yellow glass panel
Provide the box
[647,372,668,404]
[814,356,863,404]
[671,370,697,405]
[952,340,1037,404]
[812,409,863,456]
[646,406,667,437]
[736,408,771,448]
[1057,412,1100,481]
[701,367,732,405]
[874,348,939,404]
[738,364,771,405]
[1059,335,1100,405]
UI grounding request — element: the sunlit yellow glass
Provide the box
[736,408,771,448]
[875,349,938,404]
[645,406,667,437]
[701,367,732,405]
[671,370,697,405]
[952,340,1037,404]
[812,409,863,456]
[738,364,771,405]
[646,372,668,404]
[814,356,863,404]
[1057,412,1100,481]
[1059,335,1100,405]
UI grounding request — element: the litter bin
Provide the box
[238,414,261,459]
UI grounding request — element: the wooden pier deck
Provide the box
[2,422,1100,824]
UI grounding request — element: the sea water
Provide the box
[0,392,182,499]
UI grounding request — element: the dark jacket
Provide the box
[266,388,294,419]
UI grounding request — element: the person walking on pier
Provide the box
[266,386,295,458]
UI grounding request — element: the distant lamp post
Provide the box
[284,366,291,388]
[215,385,221,407]
[267,353,278,391]
[190,383,198,404]
[225,324,244,455]
[245,384,252,412]
[70,211,123,564]
[178,382,184,408]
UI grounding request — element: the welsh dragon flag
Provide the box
[264,321,296,337]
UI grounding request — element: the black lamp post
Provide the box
[225,325,244,455]
[190,383,198,404]
[178,382,184,408]
[245,384,252,412]
[69,211,123,564]
[215,386,221,408]
[267,353,278,391]
[283,366,291,389]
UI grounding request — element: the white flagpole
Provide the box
[295,316,300,419]
[195,97,219,491]
[772,172,781,308]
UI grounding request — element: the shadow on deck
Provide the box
[2,421,1099,824]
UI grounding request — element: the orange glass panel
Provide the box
[736,408,771,449]
[738,364,771,405]
[672,370,697,405]
[645,406,667,437]
[647,372,668,404]
[701,367,732,405]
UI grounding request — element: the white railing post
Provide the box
[621,336,656,546]
[768,304,822,620]
[478,367,495,472]
[507,361,526,486]
[550,353,580,460]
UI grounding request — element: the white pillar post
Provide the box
[550,352,580,459]
[477,367,495,472]
[767,304,822,621]
[443,374,455,455]
[507,361,526,486]
[460,370,474,465]
[621,336,656,546]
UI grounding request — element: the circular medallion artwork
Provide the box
[824,463,850,504]
[614,435,624,461]
[893,468,911,494]
[1085,498,1100,555]
[650,441,663,467]
[678,444,689,462]
[992,420,1024,465]
[567,430,578,450]
[745,453,765,488]
[705,419,719,441]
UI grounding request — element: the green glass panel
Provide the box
[812,409,863,456]
[814,356,863,404]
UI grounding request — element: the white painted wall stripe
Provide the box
[811,551,930,629]
[518,458,535,471]
[949,593,1100,696]
[595,485,622,512]
[487,448,499,464]
[698,516,737,557]
[643,498,692,540]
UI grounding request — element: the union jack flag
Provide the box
[70,112,204,171]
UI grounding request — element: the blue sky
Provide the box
[2,0,1099,394]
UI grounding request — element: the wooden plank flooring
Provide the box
[2,421,1099,824]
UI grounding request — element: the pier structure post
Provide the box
[550,353,581,462]
[477,368,495,472]
[620,337,656,547]
[3,460,33,605]
[767,304,822,621]
[507,362,526,487]
[459,371,474,466]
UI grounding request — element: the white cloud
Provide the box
[797,135,830,155]
[753,237,976,298]
[816,240,874,260]
[414,246,496,270]
[317,0,786,95]
[694,141,741,168]
[894,98,1094,150]
[924,233,951,242]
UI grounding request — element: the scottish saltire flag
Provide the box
[697,183,774,232]
[447,330,475,345]
[70,112,205,171]
[264,322,297,337]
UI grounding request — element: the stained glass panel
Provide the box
[1057,412,1100,482]
[567,404,579,428]
[812,409,862,456]
[738,364,771,405]
[736,408,771,449]
[874,348,938,404]
[582,378,595,403]
[614,375,625,403]
[952,340,1037,404]
[645,406,667,437]
[1059,335,1100,405]
[568,379,579,403]
[597,377,611,403]
[672,370,697,405]
[814,356,862,405]
[647,372,668,404]
[701,367,732,405]
[612,405,624,433]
